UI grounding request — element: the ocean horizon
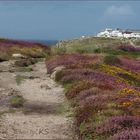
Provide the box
[28,40,58,46]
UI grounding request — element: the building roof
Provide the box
[125,29,140,33]
[116,28,140,33]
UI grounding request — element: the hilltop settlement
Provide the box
[97,28,140,39]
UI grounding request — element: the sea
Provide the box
[29,40,58,46]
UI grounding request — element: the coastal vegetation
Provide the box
[0,38,50,61]
[0,37,140,139]
[46,37,140,140]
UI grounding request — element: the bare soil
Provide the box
[0,60,76,139]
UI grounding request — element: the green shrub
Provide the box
[94,48,102,53]
[51,46,67,55]
[0,53,10,62]
[15,75,26,85]
[16,67,33,72]
[65,80,95,99]
[15,58,37,67]
[55,70,64,82]
[103,55,121,65]
[10,46,49,58]
[118,73,140,87]
[10,95,24,108]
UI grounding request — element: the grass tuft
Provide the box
[10,95,24,108]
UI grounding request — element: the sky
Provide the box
[0,1,140,40]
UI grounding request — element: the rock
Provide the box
[50,66,65,79]
[40,84,51,90]
[0,60,16,72]
[0,88,10,99]
[12,53,26,59]
[8,88,21,96]
[28,76,39,79]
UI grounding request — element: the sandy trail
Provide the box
[0,61,75,139]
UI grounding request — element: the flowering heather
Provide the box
[66,56,101,70]
[65,80,95,99]
[46,54,99,73]
[118,44,140,52]
[59,71,118,92]
[119,57,140,72]
[100,64,140,88]
[111,129,140,140]
[95,115,140,137]
[75,95,108,126]
[103,55,121,66]
[45,53,140,140]
[66,61,97,70]
[0,38,49,48]
[116,88,140,115]
[58,68,118,87]
[55,68,93,82]
[75,88,100,102]
[0,38,50,60]
[119,88,140,96]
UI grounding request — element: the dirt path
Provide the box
[0,61,75,139]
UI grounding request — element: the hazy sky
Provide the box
[0,1,140,40]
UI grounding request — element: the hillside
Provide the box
[46,37,140,140]
[52,37,140,57]
[0,37,140,139]
[0,38,51,61]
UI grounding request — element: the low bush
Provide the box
[94,115,140,138]
[15,66,33,72]
[75,95,108,126]
[118,72,140,87]
[15,75,26,85]
[75,88,99,102]
[111,129,140,140]
[0,38,51,61]
[15,58,37,67]
[119,57,140,72]
[94,48,102,53]
[0,52,10,62]
[45,52,140,140]
[103,55,121,65]
[65,80,95,99]
[46,54,99,74]
[10,95,24,108]
[118,44,140,52]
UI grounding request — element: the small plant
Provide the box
[111,129,140,140]
[94,48,102,53]
[75,95,108,126]
[118,72,140,87]
[119,57,140,72]
[0,52,9,61]
[94,115,140,138]
[118,44,140,52]
[16,66,33,72]
[15,58,37,67]
[104,55,121,65]
[65,80,95,99]
[15,75,26,85]
[10,95,24,108]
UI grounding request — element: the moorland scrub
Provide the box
[46,37,140,140]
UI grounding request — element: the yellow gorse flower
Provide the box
[100,64,140,85]
[122,102,132,107]
[119,88,140,96]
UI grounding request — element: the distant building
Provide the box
[80,36,86,40]
[97,28,140,39]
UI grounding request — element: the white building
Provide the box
[97,28,113,37]
[97,28,140,39]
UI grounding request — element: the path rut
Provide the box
[0,61,75,139]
